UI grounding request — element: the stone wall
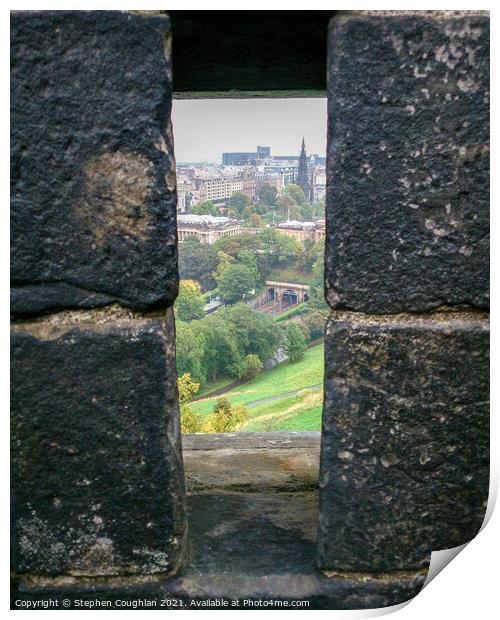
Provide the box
[11,9,490,609]
[319,12,490,573]
[11,11,187,583]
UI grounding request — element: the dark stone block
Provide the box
[318,311,489,571]
[11,310,186,576]
[10,429,427,608]
[170,11,333,95]
[325,13,489,312]
[11,11,178,315]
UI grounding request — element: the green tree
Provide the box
[198,316,242,381]
[276,194,296,218]
[191,200,219,216]
[284,183,307,205]
[301,310,328,341]
[258,228,301,273]
[237,249,260,284]
[285,322,307,363]
[175,279,205,321]
[176,320,206,384]
[214,262,256,304]
[305,252,329,311]
[178,237,219,290]
[213,232,261,257]
[300,204,313,221]
[223,303,283,363]
[239,353,263,380]
[228,192,252,216]
[258,183,277,206]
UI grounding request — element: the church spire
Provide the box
[297,137,309,200]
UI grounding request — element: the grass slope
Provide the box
[190,344,324,431]
[241,389,323,432]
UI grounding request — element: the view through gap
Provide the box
[172,98,328,434]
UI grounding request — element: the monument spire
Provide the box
[297,137,310,200]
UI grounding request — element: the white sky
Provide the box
[171,98,327,163]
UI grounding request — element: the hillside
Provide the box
[190,343,324,431]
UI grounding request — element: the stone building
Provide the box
[194,173,244,203]
[177,213,241,244]
[277,219,326,242]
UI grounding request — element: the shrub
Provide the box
[239,354,263,380]
[180,404,205,433]
[285,322,307,363]
[203,397,248,433]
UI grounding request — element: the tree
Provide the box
[175,279,205,321]
[237,249,260,284]
[178,237,219,291]
[203,397,248,433]
[213,232,261,257]
[178,372,200,404]
[223,303,283,363]
[305,252,329,311]
[258,228,301,273]
[178,373,204,433]
[276,194,296,218]
[239,354,263,380]
[197,315,242,381]
[214,262,256,304]
[285,322,307,363]
[228,192,252,216]
[180,404,205,433]
[191,200,219,216]
[248,213,263,228]
[175,320,206,384]
[284,183,307,205]
[301,310,328,341]
[300,204,313,221]
[258,183,277,206]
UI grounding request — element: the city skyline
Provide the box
[172,98,327,163]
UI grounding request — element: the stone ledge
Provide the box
[12,433,427,609]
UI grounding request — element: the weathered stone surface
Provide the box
[325,13,489,312]
[182,431,320,492]
[11,433,426,609]
[11,11,177,316]
[318,311,489,571]
[11,309,186,576]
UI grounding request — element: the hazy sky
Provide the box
[171,98,327,163]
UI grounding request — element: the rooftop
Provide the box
[178,214,241,229]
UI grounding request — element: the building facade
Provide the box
[276,219,326,242]
[177,214,241,244]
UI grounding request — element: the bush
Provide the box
[239,354,263,380]
[301,309,328,341]
[180,404,205,433]
[178,372,200,404]
[285,322,307,363]
[203,397,248,433]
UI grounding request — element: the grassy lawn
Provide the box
[190,343,324,424]
[241,389,323,432]
[196,376,234,399]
